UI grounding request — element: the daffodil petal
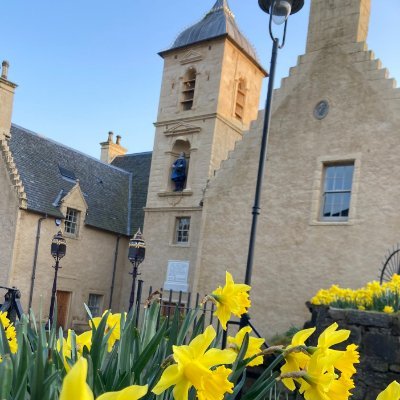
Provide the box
[59,357,94,400]
[201,349,236,368]
[97,384,148,400]
[377,381,400,400]
[188,325,215,356]
[152,364,181,395]
[172,380,192,400]
[291,327,316,346]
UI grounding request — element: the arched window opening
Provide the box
[235,79,246,120]
[170,139,191,191]
[181,68,196,111]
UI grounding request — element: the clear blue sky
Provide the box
[2,1,399,158]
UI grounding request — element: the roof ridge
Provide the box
[115,151,153,158]
[11,123,132,175]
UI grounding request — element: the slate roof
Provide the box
[111,152,152,234]
[9,124,136,236]
[165,0,262,69]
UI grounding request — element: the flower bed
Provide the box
[0,272,399,399]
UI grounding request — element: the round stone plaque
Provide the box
[314,100,329,120]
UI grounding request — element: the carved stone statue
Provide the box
[171,152,187,191]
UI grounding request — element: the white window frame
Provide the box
[309,154,361,226]
[175,217,191,244]
[320,163,355,222]
[64,207,80,237]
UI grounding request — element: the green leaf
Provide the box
[133,320,167,383]
[141,302,160,349]
[243,354,284,399]
[176,309,198,345]
[0,354,13,399]
[241,371,280,400]
[225,370,246,400]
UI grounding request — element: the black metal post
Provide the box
[240,38,279,329]
[128,262,139,311]
[135,279,143,326]
[48,259,60,327]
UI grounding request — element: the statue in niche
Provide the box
[171,152,187,192]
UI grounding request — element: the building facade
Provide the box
[142,0,400,337]
[0,62,151,329]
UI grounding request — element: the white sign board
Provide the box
[164,260,189,292]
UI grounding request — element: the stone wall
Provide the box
[305,304,400,400]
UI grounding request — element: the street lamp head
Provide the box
[51,231,67,261]
[128,228,146,264]
[258,0,304,22]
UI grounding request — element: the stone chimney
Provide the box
[100,131,127,163]
[0,61,17,141]
[306,0,370,53]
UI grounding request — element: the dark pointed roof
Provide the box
[8,125,150,236]
[165,0,261,66]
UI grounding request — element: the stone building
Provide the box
[142,0,400,337]
[0,62,151,329]
[142,0,265,295]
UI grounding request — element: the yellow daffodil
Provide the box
[60,356,148,400]
[57,329,93,371]
[152,325,236,400]
[227,326,265,366]
[91,311,123,351]
[298,353,336,400]
[96,385,148,400]
[280,327,315,391]
[377,380,400,400]
[59,357,94,400]
[383,305,394,314]
[211,272,251,329]
[0,311,18,354]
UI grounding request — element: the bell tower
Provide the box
[142,0,266,293]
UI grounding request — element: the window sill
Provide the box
[158,190,193,197]
[309,220,354,226]
[170,243,191,248]
[63,232,80,240]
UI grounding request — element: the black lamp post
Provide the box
[239,0,304,328]
[48,231,66,328]
[128,229,146,311]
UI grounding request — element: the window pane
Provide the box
[175,217,190,243]
[323,193,334,217]
[321,164,353,220]
[65,208,79,235]
[88,294,102,317]
[343,166,354,190]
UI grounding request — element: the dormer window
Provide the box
[64,207,80,237]
[59,165,77,183]
[235,79,246,120]
[181,68,196,111]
